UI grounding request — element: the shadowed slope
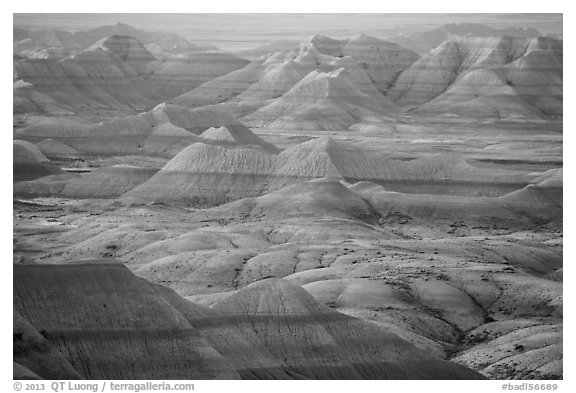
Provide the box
[14,262,239,380]
[13,140,63,182]
[14,263,483,380]
[218,177,379,224]
[210,278,484,379]
[13,310,82,380]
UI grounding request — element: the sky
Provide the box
[13,13,563,51]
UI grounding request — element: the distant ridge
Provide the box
[386,22,540,54]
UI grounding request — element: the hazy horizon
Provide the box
[13,13,563,51]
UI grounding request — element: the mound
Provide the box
[200,126,280,153]
[13,363,42,380]
[142,122,203,156]
[499,184,562,223]
[211,278,484,379]
[274,137,379,182]
[35,139,82,159]
[13,173,80,199]
[222,177,379,224]
[88,34,156,73]
[13,310,82,379]
[14,140,49,162]
[350,171,561,226]
[14,262,239,380]
[531,168,562,188]
[13,140,63,182]
[124,143,277,206]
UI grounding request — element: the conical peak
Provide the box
[200,126,235,141]
[92,34,146,51]
[309,33,340,44]
[348,33,384,44]
[105,34,138,41]
[294,136,357,154]
[213,277,330,315]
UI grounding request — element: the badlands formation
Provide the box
[13,20,562,381]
